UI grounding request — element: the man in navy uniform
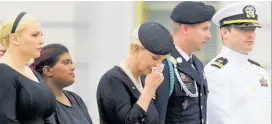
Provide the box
[205,2,271,124]
[154,1,215,124]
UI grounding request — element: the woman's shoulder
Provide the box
[62,90,88,110]
[0,63,14,73]
[97,66,129,95]
[63,90,81,100]
[0,63,18,80]
[99,66,125,84]
[0,64,21,91]
[102,66,123,78]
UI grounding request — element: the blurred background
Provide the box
[0,1,270,123]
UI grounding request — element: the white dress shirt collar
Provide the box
[220,45,249,64]
[175,45,192,61]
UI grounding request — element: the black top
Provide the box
[45,90,93,124]
[97,66,159,124]
[0,64,56,124]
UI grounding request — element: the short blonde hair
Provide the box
[129,25,145,54]
[171,21,181,33]
[0,12,39,47]
[131,25,143,47]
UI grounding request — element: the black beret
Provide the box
[170,1,216,24]
[138,21,174,55]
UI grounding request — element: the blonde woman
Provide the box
[96,21,174,124]
[0,12,56,124]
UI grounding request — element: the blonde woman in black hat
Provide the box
[96,21,174,124]
[0,12,56,124]
[205,2,270,124]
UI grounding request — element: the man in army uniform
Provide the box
[205,2,271,124]
[154,1,215,124]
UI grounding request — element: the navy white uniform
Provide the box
[205,2,271,124]
[205,46,271,124]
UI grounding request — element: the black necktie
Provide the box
[188,58,193,65]
[188,57,197,71]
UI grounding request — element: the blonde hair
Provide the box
[129,25,145,55]
[131,25,143,47]
[171,21,181,33]
[0,12,39,47]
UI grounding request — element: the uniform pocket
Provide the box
[231,83,252,99]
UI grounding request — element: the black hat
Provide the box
[137,21,174,55]
[212,2,261,28]
[170,1,215,24]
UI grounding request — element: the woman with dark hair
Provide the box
[30,43,93,124]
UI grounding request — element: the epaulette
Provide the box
[211,57,228,69]
[248,59,264,69]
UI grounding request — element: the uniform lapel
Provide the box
[171,47,201,85]
[192,55,207,87]
[192,55,202,74]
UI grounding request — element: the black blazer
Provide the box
[96,66,159,124]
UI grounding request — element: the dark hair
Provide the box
[30,43,69,75]
[221,25,232,31]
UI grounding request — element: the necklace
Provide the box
[119,60,143,93]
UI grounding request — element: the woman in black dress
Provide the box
[30,43,93,124]
[96,21,174,124]
[0,12,56,124]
